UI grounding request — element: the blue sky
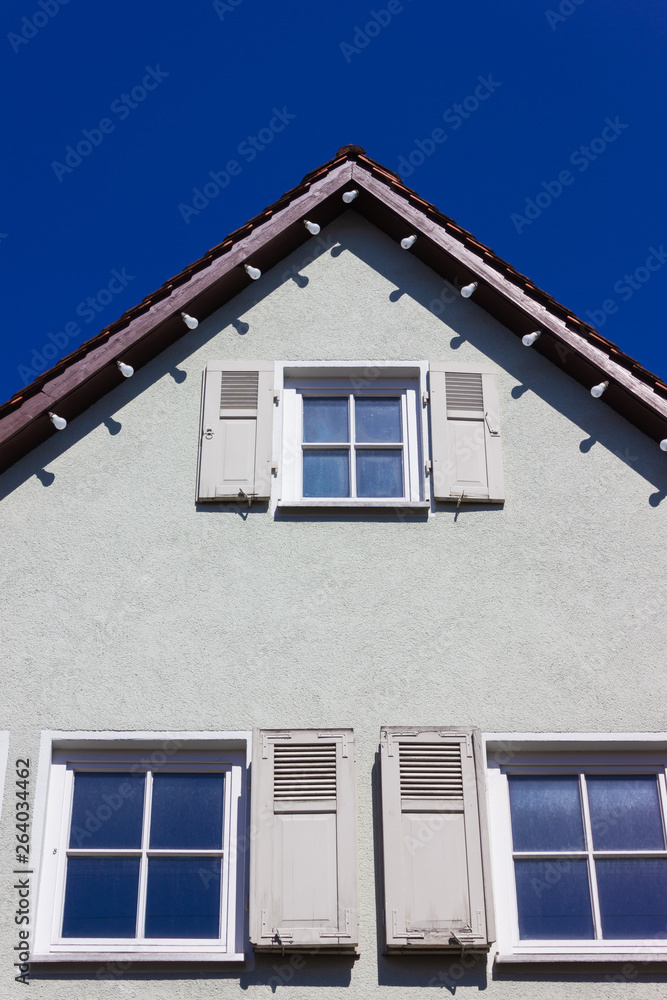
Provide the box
[2,0,666,403]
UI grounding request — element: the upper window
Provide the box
[33,737,248,962]
[195,360,504,508]
[487,739,667,962]
[280,371,425,505]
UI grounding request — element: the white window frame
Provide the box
[32,732,250,964]
[275,361,429,509]
[485,733,667,964]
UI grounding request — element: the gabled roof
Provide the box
[2,144,666,474]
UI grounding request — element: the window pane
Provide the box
[303,397,348,443]
[303,449,349,497]
[356,450,403,498]
[69,772,145,849]
[355,397,402,443]
[596,859,667,939]
[62,857,139,938]
[145,858,221,939]
[150,773,224,849]
[514,859,594,939]
[588,775,665,850]
[509,775,585,851]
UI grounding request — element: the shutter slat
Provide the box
[220,371,259,410]
[400,742,463,799]
[445,372,484,411]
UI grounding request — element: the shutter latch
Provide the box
[422,391,429,406]
[238,489,258,507]
[484,411,499,436]
[204,427,214,440]
[425,460,432,476]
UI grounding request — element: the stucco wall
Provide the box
[1,212,666,996]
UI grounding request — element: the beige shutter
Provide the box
[429,362,504,502]
[196,361,274,502]
[250,729,358,952]
[379,727,494,952]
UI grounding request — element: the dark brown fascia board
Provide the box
[350,163,667,441]
[0,162,353,474]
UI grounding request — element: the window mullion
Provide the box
[580,772,603,940]
[349,394,356,497]
[136,769,152,941]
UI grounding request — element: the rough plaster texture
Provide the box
[1,213,666,996]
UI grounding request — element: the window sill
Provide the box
[277,500,431,510]
[30,952,246,964]
[495,951,667,965]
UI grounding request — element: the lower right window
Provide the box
[487,740,667,962]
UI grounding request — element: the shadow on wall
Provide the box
[29,958,354,992]
[327,216,667,507]
[0,233,338,504]
[492,966,667,989]
[3,213,665,507]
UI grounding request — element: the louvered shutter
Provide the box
[196,361,274,502]
[250,729,358,951]
[429,362,504,502]
[380,727,494,951]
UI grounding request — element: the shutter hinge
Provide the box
[425,459,432,476]
[273,389,281,404]
[485,411,499,435]
[271,461,279,475]
[422,391,429,406]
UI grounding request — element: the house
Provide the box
[1,143,667,993]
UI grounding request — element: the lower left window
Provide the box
[33,737,248,962]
